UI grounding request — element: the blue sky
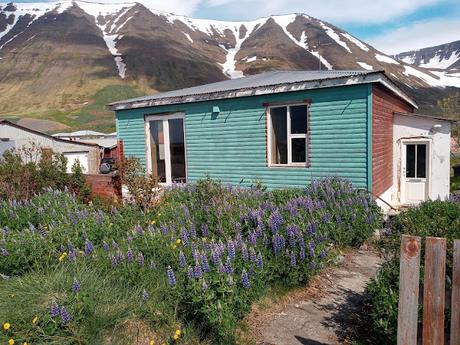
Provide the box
[12,0,460,54]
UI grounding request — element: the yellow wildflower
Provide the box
[173,334,179,340]
[59,252,68,262]
[23,342,28,345]
[176,239,181,245]
[175,329,181,336]
[10,294,14,298]
[151,220,156,225]
[79,250,84,255]
[8,338,14,345]
[149,341,154,345]
[172,245,177,250]
[32,316,38,324]
[3,322,11,330]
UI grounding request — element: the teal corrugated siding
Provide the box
[116,84,370,189]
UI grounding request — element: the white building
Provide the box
[0,120,101,174]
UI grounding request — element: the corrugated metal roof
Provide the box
[109,70,417,110]
[111,70,375,105]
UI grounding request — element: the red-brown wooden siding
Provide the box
[372,84,414,197]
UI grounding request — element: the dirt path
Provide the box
[247,248,383,345]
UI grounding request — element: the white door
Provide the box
[401,142,429,204]
[145,113,186,185]
[64,152,89,173]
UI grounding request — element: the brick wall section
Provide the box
[84,174,122,200]
[372,84,414,197]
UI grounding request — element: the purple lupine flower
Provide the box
[60,306,72,325]
[287,226,296,248]
[0,248,8,256]
[322,214,331,223]
[110,254,118,268]
[227,240,235,260]
[187,266,194,279]
[127,234,133,243]
[300,247,306,260]
[319,249,328,259]
[137,252,145,267]
[50,301,59,318]
[142,289,150,301]
[202,280,209,291]
[167,266,176,286]
[248,231,257,246]
[135,224,144,235]
[241,243,248,262]
[307,241,315,257]
[201,254,210,272]
[193,264,203,279]
[191,245,199,261]
[160,224,168,235]
[241,270,250,289]
[102,241,110,251]
[126,248,133,262]
[255,223,264,238]
[190,223,196,238]
[249,248,257,263]
[179,251,187,268]
[68,249,77,262]
[211,249,220,266]
[112,240,119,250]
[307,222,316,236]
[201,223,209,237]
[290,252,297,267]
[72,279,81,293]
[181,228,189,246]
[224,257,233,275]
[268,209,283,233]
[335,215,342,224]
[256,253,263,269]
[84,240,94,256]
[116,250,124,262]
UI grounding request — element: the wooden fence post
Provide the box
[422,237,447,345]
[451,239,460,345]
[397,235,421,345]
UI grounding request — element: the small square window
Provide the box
[269,104,308,166]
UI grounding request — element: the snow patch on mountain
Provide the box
[183,32,193,43]
[340,33,369,52]
[375,53,399,65]
[0,2,54,50]
[419,51,460,69]
[319,21,351,53]
[76,1,132,79]
[402,66,441,87]
[357,62,373,70]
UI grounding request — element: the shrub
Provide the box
[0,178,383,344]
[365,200,460,343]
[0,145,92,202]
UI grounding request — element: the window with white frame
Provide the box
[269,104,308,166]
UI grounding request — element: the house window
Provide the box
[269,104,308,166]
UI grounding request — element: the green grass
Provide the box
[451,156,460,192]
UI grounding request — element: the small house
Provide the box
[109,70,452,210]
[0,120,101,174]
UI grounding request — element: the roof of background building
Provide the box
[109,70,418,111]
[53,130,114,137]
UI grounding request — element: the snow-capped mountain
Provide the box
[395,40,460,70]
[0,1,459,130]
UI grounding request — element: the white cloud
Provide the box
[368,18,460,54]
[200,0,444,23]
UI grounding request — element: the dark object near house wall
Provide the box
[100,157,115,174]
[453,165,460,177]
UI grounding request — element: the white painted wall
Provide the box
[0,122,101,174]
[392,114,451,205]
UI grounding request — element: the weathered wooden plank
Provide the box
[397,235,422,345]
[422,237,447,345]
[451,239,460,345]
